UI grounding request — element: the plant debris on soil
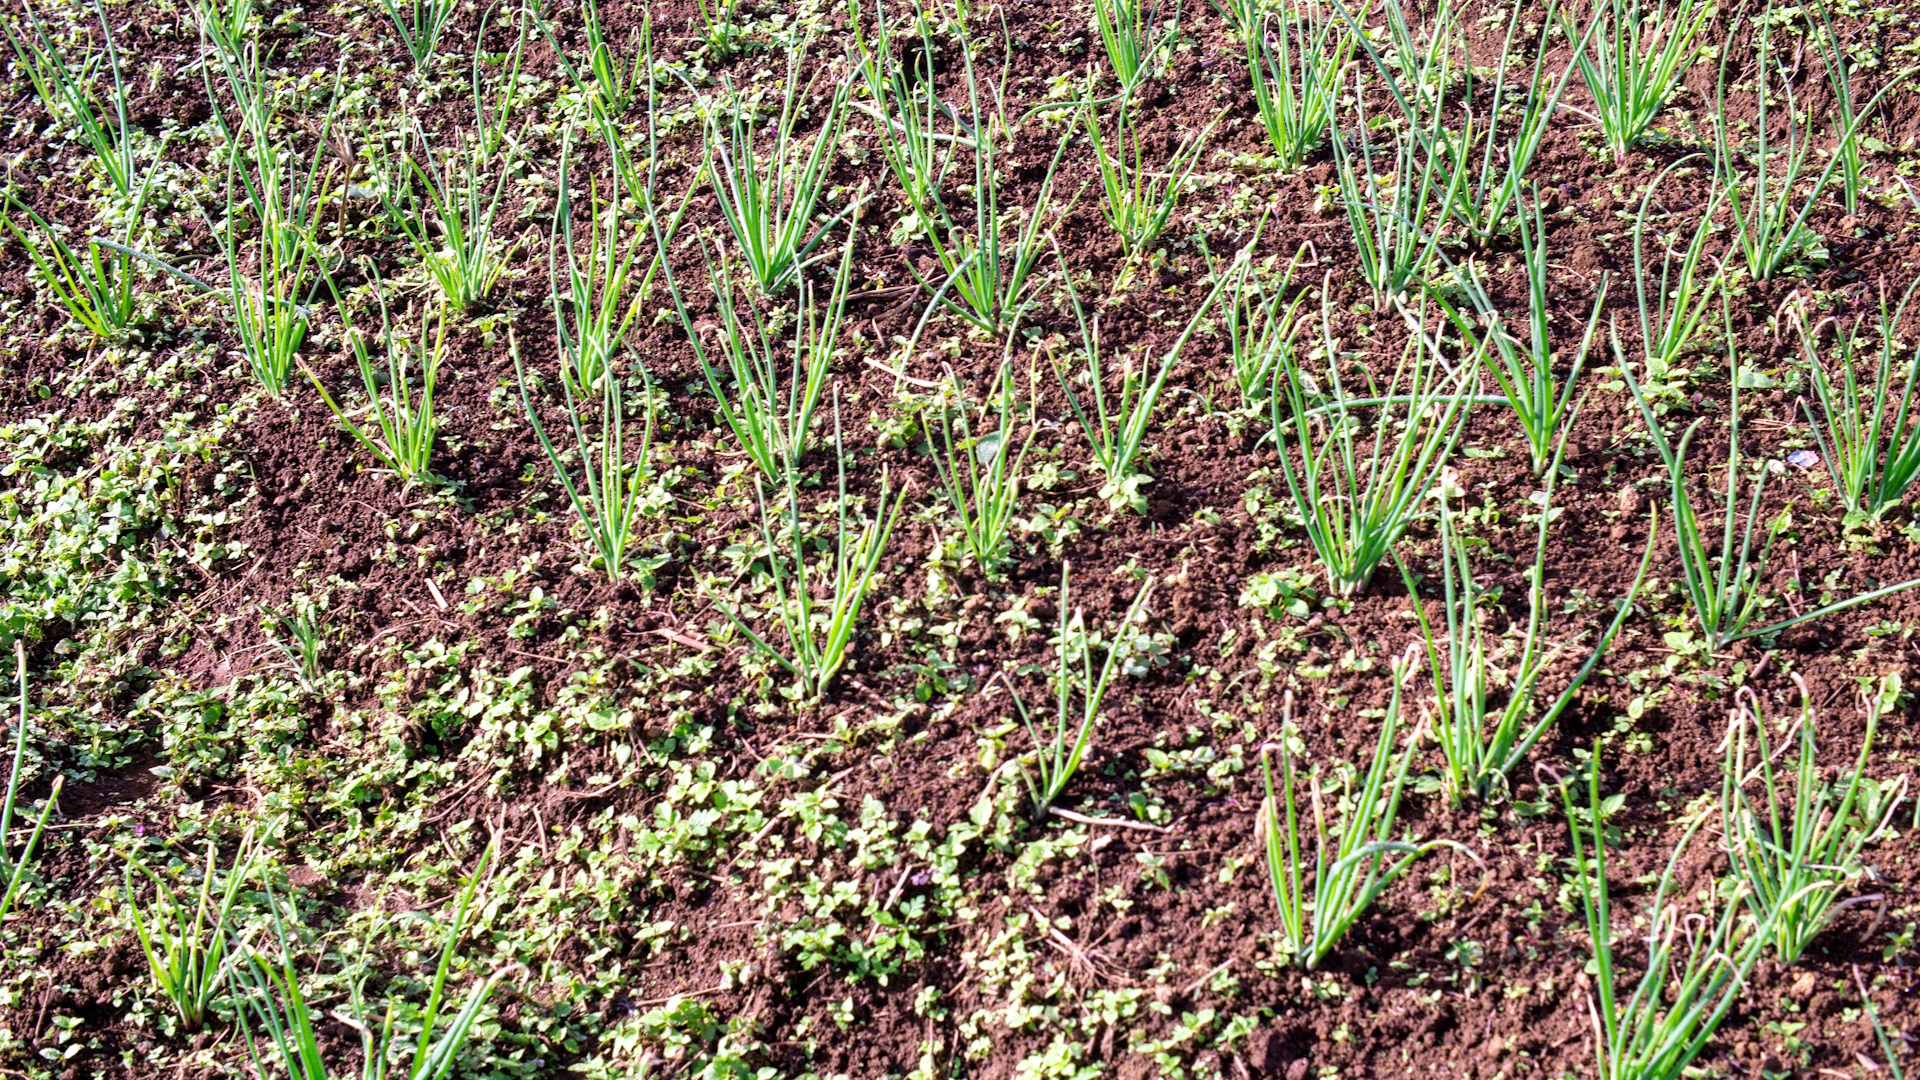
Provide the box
[5,0,1920,1076]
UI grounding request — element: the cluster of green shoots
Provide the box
[120,830,507,1078]
[11,0,1920,1058]
[1559,678,1905,1079]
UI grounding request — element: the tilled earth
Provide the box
[4,0,1920,1077]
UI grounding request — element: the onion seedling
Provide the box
[1008,564,1156,819]
[694,0,743,56]
[377,0,458,70]
[1711,13,1911,281]
[1246,3,1352,171]
[1272,288,1483,595]
[1340,0,1587,240]
[663,224,857,483]
[198,43,345,395]
[232,847,508,1080]
[713,404,905,701]
[1794,279,1920,516]
[2,162,161,339]
[1083,97,1221,265]
[1431,193,1608,476]
[265,598,327,691]
[512,330,655,584]
[1260,680,1466,970]
[1054,247,1233,512]
[706,42,858,295]
[1561,749,1774,1080]
[1397,435,1656,805]
[855,9,1066,332]
[1092,0,1176,90]
[1812,2,1868,215]
[581,0,643,114]
[471,1,527,159]
[1218,238,1310,411]
[1560,0,1712,159]
[1721,681,1907,966]
[550,133,645,395]
[124,833,255,1033]
[1624,157,1722,393]
[1620,305,1920,657]
[4,0,142,196]
[379,127,519,314]
[849,1,968,222]
[926,361,1036,576]
[305,288,445,488]
[1330,77,1461,305]
[1,641,61,929]
[192,0,254,54]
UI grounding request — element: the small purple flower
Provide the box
[1789,450,1819,469]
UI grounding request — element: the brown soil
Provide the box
[4,0,1920,1077]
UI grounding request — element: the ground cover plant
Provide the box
[7,0,1920,1076]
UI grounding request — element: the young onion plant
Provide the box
[1009,564,1156,818]
[854,11,1067,332]
[1331,81,1460,305]
[1093,0,1176,89]
[2,162,161,339]
[581,0,643,114]
[1432,193,1608,476]
[1083,97,1221,264]
[1220,240,1310,411]
[665,228,856,483]
[4,0,143,196]
[1561,0,1712,159]
[1343,0,1587,239]
[926,361,1036,576]
[1246,3,1352,171]
[1272,289,1482,595]
[512,330,656,584]
[1721,682,1907,966]
[305,289,446,488]
[2,642,62,928]
[471,2,528,157]
[1260,680,1465,970]
[123,834,256,1034]
[849,1,960,221]
[1711,15,1909,281]
[197,42,344,394]
[713,404,905,701]
[1397,442,1656,805]
[1054,252,1233,512]
[232,848,507,1080]
[1812,4,1867,215]
[706,44,858,295]
[1624,158,1722,392]
[550,136,645,394]
[378,0,459,69]
[379,127,519,314]
[1621,310,1920,658]
[1794,280,1920,516]
[1561,750,1774,1080]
